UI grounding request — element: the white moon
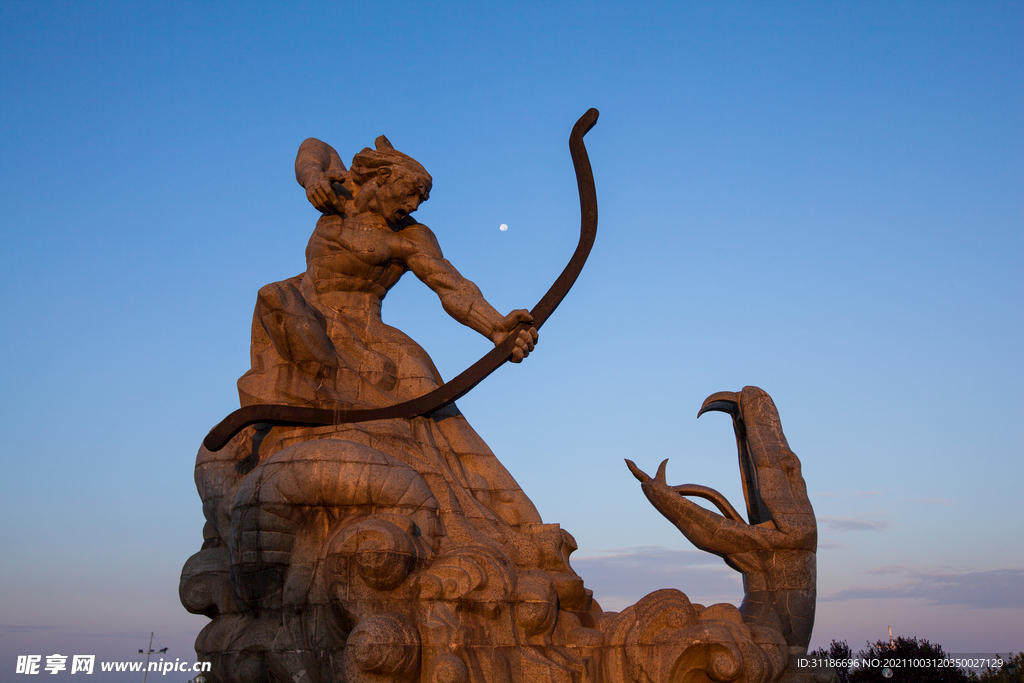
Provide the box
[499,223,508,231]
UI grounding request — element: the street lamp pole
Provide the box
[141,632,153,683]
[137,632,167,683]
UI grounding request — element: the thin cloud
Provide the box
[820,515,894,532]
[816,539,847,551]
[66,629,157,639]
[821,568,1024,609]
[910,498,955,506]
[865,564,913,575]
[0,625,55,635]
[814,490,882,499]
[572,546,742,612]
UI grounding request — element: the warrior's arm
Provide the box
[295,138,347,213]
[403,224,537,361]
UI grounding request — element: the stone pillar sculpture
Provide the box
[180,111,826,683]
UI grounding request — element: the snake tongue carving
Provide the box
[626,385,818,654]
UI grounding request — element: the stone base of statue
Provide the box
[181,393,819,683]
[181,115,825,683]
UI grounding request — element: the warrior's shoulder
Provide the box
[397,218,443,256]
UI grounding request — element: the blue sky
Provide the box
[1,0,1021,675]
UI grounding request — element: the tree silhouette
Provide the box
[847,636,970,683]
[809,639,854,683]
[974,652,1022,683]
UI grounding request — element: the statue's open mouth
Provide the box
[624,390,770,531]
[697,390,772,527]
[624,386,818,652]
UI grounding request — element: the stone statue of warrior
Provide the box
[184,135,603,683]
[239,135,537,411]
[181,121,824,683]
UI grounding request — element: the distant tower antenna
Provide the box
[138,632,168,683]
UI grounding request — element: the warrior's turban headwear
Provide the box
[350,135,431,197]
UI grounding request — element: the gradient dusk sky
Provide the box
[1,1,1021,678]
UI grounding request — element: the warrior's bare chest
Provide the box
[316,219,406,267]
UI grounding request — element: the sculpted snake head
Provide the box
[626,386,817,652]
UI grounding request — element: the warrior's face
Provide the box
[375,167,431,223]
